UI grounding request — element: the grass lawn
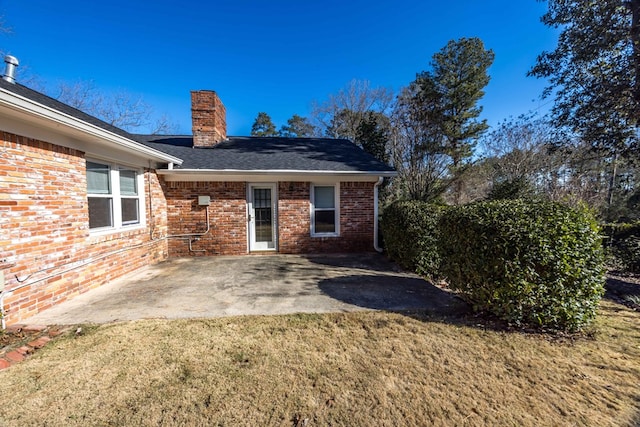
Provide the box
[0,300,638,426]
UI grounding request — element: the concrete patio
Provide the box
[25,253,466,325]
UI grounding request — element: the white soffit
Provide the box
[0,87,182,167]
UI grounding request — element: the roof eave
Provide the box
[0,87,183,165]
[157,169,397,182]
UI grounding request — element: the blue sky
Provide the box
[1,1,558,136]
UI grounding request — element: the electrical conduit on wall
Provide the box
[0,172,211,328]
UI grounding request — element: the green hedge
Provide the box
[602,222,640,273]
[381,201,446,278]
[438,200,605,331]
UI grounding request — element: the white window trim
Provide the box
[310,182,340,237]
[87,158,146,235]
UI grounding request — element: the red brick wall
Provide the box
[0,132,168,325]
[162,180,375,256]
[278,181,375,254]
[163,181,247,256]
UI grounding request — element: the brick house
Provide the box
[0,60,395,326]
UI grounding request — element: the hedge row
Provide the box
[382,199,606,332]
[380,201,446,279]
[602,222,640,273]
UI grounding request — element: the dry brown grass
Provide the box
[0,301,638,426]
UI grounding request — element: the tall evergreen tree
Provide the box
[416,37,494,203]
[279,114,316,137]
[529,0,640,159]
[250,112,278,137]
[355,111,390,163]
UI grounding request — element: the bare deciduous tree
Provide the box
[310,79,394,142]
[481,113,557,184]
[387,84,451,203]
[53,80,178,134]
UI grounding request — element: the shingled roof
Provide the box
[0,77,395,175]
[134,135,396,173]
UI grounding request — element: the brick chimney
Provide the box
[191,90,227,147]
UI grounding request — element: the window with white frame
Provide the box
[86,160,143,231]
[311,184,339,236]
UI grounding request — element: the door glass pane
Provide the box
[88,197,113,229]
[254,188,272,242]
[314,186,335,209]
[87,162,111,194]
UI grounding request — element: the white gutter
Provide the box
[157,169,397,183]
[157,169,397,176]
[0,87,183,165]
[373,176,384,253]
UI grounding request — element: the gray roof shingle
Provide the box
[134,135,395,173]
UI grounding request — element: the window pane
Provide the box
[87,162,110,194]
[314,186,335,209]
[253,188,271,209]
[315,210,336,233]
[119,170,138,196]
[88,197,113,229]
[121,198,139,224]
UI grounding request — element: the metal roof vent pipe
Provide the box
[2,55,19,84]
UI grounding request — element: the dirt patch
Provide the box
[0,328,41,350]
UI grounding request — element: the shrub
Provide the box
[487,177,537,201]
[438,200,605,332]
[381,201,446,278]
[602,222,640,273]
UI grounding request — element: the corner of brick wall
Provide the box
[0,132,169,325]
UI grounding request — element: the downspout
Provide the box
[373,176,384,253]
[148,165,156,240]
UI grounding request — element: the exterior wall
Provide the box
[0,132,168,325]
[278,181,375,254]
[163,181,247,256]
[1,129,378,324]
[162,180,376,256]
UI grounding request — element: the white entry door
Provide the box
[248,183,277,251]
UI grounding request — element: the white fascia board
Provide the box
[0,87,183,166]
[157,169,398,183]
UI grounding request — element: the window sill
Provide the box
[311,233,340,238]
[88,224,147,241]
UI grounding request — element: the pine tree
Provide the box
[250,112,278,137]
[416,37,494,203]
[279,114,316,137]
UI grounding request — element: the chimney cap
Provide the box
[3,55,19,84]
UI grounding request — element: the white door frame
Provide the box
[247,183,278,251]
